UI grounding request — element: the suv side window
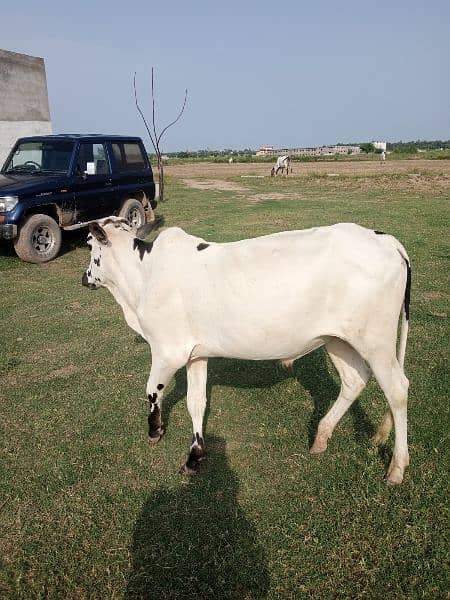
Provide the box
[76,142,110,175]
[112,142,146,172]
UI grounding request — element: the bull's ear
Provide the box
[135,215,165,240]
[89,222,109,245]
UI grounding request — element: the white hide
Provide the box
[274,155,290,175]
[83,219,411,483]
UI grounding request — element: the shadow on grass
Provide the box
[0,229,87,266]
[59,229,89,256]
[126,436,270,599]
[162,347,375,451]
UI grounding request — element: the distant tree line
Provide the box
[161,148,255,159]
[358,140,450,154]
[386,140,450,153]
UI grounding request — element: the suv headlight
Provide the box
[0,196,19,212]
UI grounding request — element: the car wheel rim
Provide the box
[32,225,54,254]
[127,207,143,227]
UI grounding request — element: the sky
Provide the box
[1,0,449,152]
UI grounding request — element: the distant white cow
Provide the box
[82,218,411,484]
[271,155,291,176]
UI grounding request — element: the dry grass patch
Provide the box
[181,178,248,192]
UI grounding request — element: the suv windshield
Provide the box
[4,140,74,175]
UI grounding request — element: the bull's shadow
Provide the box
[162,348,375,449]
[126,436,270,599]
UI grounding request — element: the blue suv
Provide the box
[0,134,156,262]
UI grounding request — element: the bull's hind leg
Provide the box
[181,358,208,475]
[310,338,371,454]
[367,357,409,484]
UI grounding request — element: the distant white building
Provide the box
[255,146,274,156]
[373,141,387,151]
[255,144,362,157]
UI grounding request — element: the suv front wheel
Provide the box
[119,198,146,228]
[14,214,62,263]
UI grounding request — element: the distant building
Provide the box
[0,49,52,165]
[373,141,387,151]
[255,146,274,156]
[255,144,362,157]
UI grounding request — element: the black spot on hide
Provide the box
[197,243,210,251]
[374,230,386,235]
[93,257,100,267]
[134,238,153,261]
[157,383,164,390]
[148,392,158,404]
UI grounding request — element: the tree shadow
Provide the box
[126,436,270,599]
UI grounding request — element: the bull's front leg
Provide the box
[146,358,179,444]
[181,358,208,475]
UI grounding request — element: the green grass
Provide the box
[1,170,449,599]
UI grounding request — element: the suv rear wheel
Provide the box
[119,198,146,228]
[14,214,62,263]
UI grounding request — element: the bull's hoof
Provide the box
[371,432,389,447]
[148,427,164,444]
[385,473,403,485]
[385,464,404,485]
[309,437,328,455]
[179,462,199,475]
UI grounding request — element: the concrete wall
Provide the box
[0,49,52,166]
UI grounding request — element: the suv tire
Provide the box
[14,214,62,263]
[119,198,146,228]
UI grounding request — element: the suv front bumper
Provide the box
[0,224,18,240]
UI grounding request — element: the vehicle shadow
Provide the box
[125,435,270,599]
[59,229,89,257]
[0,229,88,262]
[162,347,377,455]
[0,240,17,259]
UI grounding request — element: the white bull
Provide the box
[82,218,411,484]
[271,155,291,176]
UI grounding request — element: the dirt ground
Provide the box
[165,158,450,179]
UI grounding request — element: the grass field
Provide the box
[1,163,449,599]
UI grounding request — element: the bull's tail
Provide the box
[375,231,411,366]
[371,234,411,447]
[398,256,411,367]
[393,240,411,369]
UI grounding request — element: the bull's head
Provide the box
[82,214,163,290]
